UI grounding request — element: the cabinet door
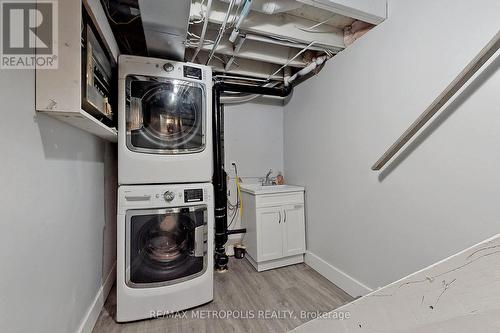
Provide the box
[257,208,283,261]
[283,205,306,257]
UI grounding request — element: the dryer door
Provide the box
[125,206,208,288]
[125,75,206,154]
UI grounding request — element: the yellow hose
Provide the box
[235,175,243,218]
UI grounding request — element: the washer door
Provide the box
[126,206,208,288]
[125,75,206,154]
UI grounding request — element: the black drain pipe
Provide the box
[212,82,293,272]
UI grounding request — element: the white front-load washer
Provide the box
[118,55,213,185]
[117,183,214,322]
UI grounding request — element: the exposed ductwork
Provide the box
[220,0,303,14]
[138,0,191,60]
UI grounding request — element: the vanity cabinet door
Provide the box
[282,204,306,257]
[256,208,284,261]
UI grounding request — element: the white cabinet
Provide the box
[257,208,284,261]
[241,185,306,272]
[283,205,307,257]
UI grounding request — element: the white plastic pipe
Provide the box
[285,55,329,86]
[229,0,252,43]
[220,82,280,104]
[221,93,285,104]
[221,93,263,104]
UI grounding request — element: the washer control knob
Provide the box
[164,191,176,202]
[163,63,174,72]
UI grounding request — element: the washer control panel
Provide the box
[184,188,204,203]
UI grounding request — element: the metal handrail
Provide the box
[372,30,500,171]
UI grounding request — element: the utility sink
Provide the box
[240,184,305,195]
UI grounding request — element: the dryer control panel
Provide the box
[183,65,202,80]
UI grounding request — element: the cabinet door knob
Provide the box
[284,210,287,223]
[278,212,281,224]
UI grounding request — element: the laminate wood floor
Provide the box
[92,258,353,333]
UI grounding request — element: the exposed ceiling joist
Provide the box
[187,29,312,68]
[190,0,346,50]
[188,49,285,81]
[297,0,387,25]
[243,33,341,53]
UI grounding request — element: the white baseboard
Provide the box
[76,262,116,333]
[305,251,372,298]
[247,253,304,272]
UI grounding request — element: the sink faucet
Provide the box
[261,169,274,186]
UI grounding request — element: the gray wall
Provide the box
[224,100,285,181]
[224,100,285,247]
[0,70,116,332]
[284,0,500,290]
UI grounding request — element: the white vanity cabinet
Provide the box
[240,185,306,272]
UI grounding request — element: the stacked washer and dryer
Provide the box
[117,55,214,322]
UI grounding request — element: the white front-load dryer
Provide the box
[117,183,214,322]
[118,55,213,185]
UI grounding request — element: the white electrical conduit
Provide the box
[229,0,252,43]
[191,0,213,62]
[285,54,329,86]
[297,15,337,33]
[206,0,235,65]
[265,41,315,82]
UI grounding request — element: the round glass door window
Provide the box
[127,208,206,287]
[126,76,205,154]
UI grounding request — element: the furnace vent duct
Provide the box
[220,0,302,14]
[138,0,190,60]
